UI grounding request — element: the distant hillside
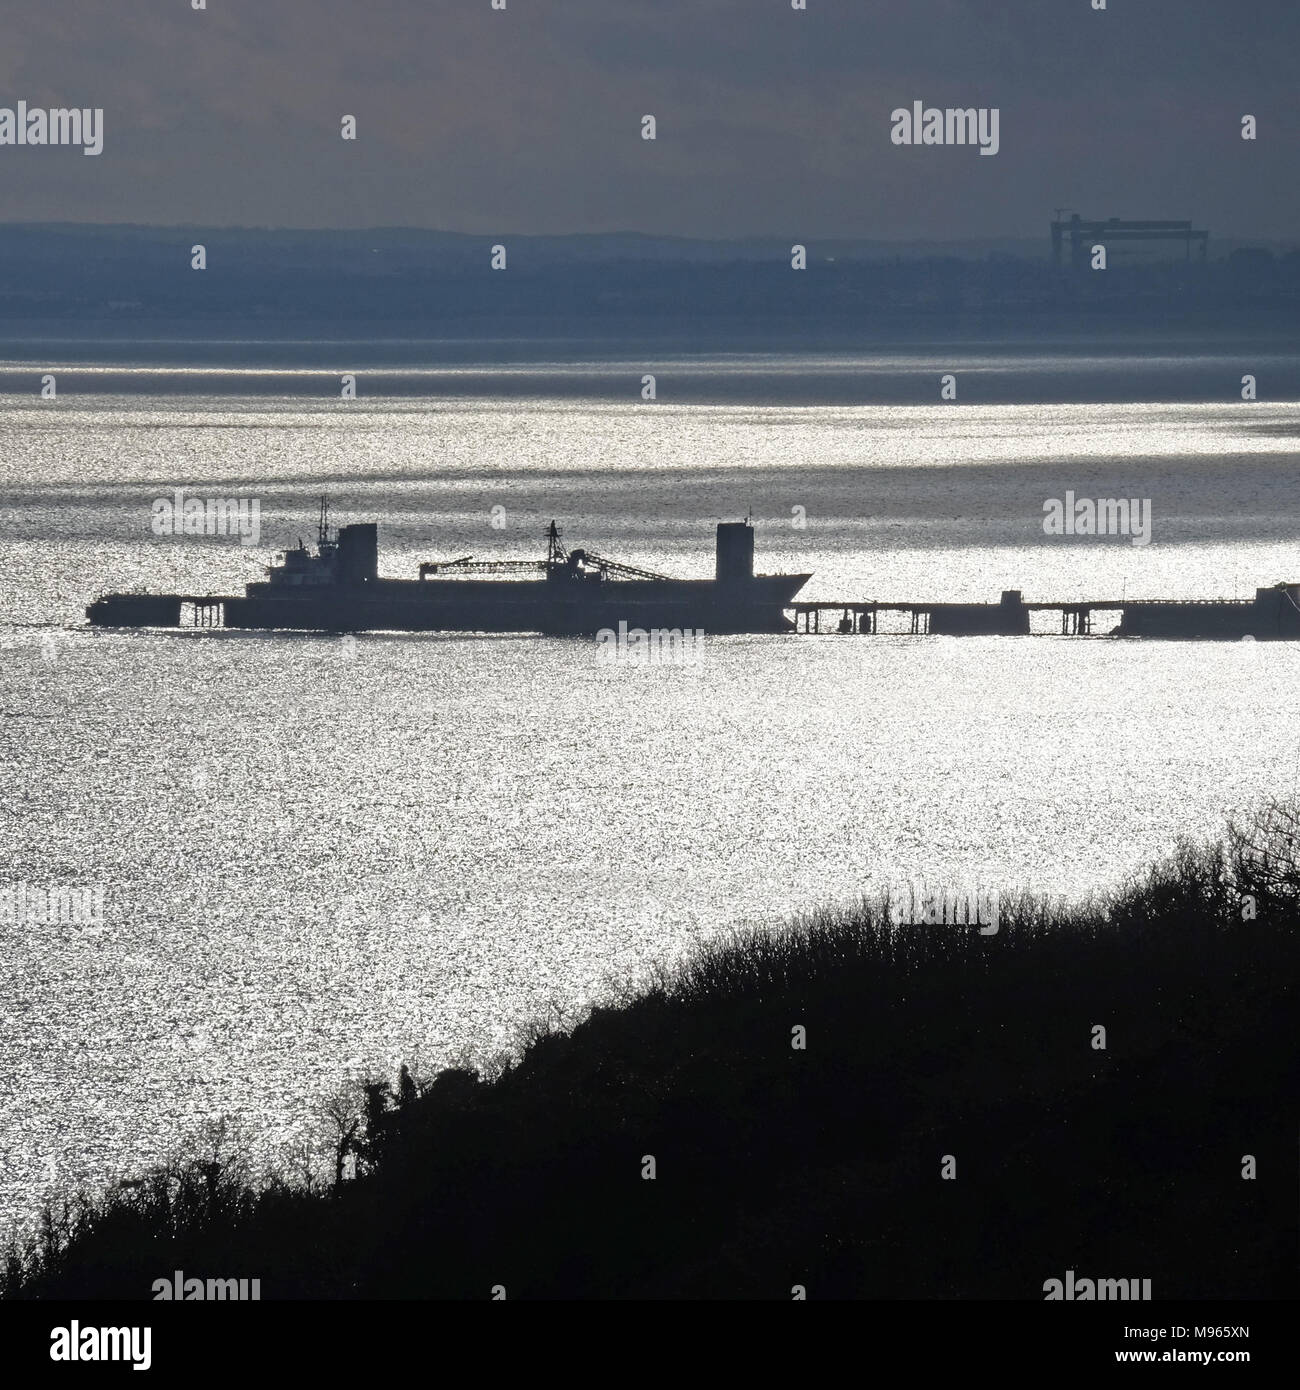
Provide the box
[0,224,1296,343]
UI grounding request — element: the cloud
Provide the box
[0,0,1295,237]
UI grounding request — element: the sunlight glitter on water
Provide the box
[2,376,1299,1233]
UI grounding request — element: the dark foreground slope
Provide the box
[6,809,1298,1300]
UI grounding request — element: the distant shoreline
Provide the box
[0,221,1294,348]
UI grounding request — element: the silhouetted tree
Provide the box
[317,1082,364,1191]
[1230,800,1300,905]
[358,1079,395,1172]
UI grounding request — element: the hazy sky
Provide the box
[2,0,1296,239]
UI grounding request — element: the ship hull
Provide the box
[223,574,810,635]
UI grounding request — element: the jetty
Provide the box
[787,587,1300,639]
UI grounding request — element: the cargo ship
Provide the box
[86,505,812,635]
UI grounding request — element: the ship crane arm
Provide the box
[416,522,675,582]
[569,548,674,582]
[418,558,548,578]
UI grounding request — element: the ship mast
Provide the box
[546,520,565,572]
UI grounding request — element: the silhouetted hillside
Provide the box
[5,804,1297,1299]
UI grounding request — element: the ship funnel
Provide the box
[337,523,378,586]
[715,521,755,587]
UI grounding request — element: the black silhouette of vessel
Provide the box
[86,504,811,635]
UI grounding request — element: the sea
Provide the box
[3,338,1300,1236]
